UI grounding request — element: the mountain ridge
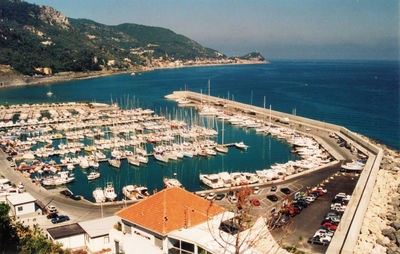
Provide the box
[0,0,267,79]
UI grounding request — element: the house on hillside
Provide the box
[78,216,119,253]
[47,223,86,250]
[6,192,36,217]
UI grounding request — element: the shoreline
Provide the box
[0,61,268,89]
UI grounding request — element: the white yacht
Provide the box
[235,142,248,150]
[127,155,140,167]
[87,171,100,181]
[138,155,148,164]
[215,145,228,153]
[89,160,99,169]
[104,182,117,201]
[122,185,150,200]
[79,158,90,169]
[163,178,182,188]
[93,187,106,203]
[154,153,168,163]
[108,158,121,168]
[199,174,224,189]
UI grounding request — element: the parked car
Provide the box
[250,199,261,206]
[308,236,323,245]
[228,195,238,203]
[326,210,342,218]
[47,205,57,213]
[47,213,58,219]
[293,200,308,208]
[322,222,338,231]
[253,186,260,194]
[267,194,278,202]
[207,192,216,200]
[314,229,334,238]
[320,235,332,246]
[51,215,70,224]
[270,185,277,192]
[60,190,72,197]
[316,187,327,193]
[280,187,291,195]
[215,193,225,200]
[310,190,324,196]
[321,217,340,226]
[305,195,316,203]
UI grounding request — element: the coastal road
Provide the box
[0,151,125,229]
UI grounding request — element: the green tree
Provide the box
[0,203,18,253]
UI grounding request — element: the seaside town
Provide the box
[0,1,399,254]
[1,89,399,254]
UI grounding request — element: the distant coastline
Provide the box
[0,60,268,89]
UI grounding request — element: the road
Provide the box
[0,151,125,229]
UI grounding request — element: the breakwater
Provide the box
[167,90,384,253]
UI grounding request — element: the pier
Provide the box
[0,94,384,253]
[166,90,383,254]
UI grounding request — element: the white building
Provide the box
[78,216,119,253]
[112,187,263,254]
[47,223,86,250]
[6,192,36,217]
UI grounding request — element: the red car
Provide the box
[322,222,337,231]
[310,190,324,196]
[251,199,261,206]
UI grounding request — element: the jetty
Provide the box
[166,90,383,254]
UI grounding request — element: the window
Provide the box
[181,241,194,252]
[167,238,195,254]
[17,206,23,212]
[124,224,131,235]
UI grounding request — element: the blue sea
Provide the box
[1,60,398,200]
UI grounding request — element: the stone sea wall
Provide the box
[354,143,400,254]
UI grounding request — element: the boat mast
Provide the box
[263,96,266,123]
[269,104,272,125]
[222,118,224,145]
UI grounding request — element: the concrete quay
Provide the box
[167,90,384,254]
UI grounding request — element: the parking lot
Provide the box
[209,164,359,253]
[212,163,340,218]
[269,172,359,253]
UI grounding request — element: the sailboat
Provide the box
[215,118,228,153]
[46,91,53,97]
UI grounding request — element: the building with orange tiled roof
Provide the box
[116,186,225,235]
[112,187,233,253]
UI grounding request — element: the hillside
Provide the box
[0,0,266,77]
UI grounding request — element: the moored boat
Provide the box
[215,145,228,153]
[235,142,248,150]
[108,158,121,168]
[122,185,150,200]
[104,182,117,201]
[163,178,182,188]
[93,187,106,203]
[87,171,100,180]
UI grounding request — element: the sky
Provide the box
[26,0,399,60]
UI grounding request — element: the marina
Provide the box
[0,88,386,254]
[0,85,368,203]
[0,90,348,203]
[0,100,301,202]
